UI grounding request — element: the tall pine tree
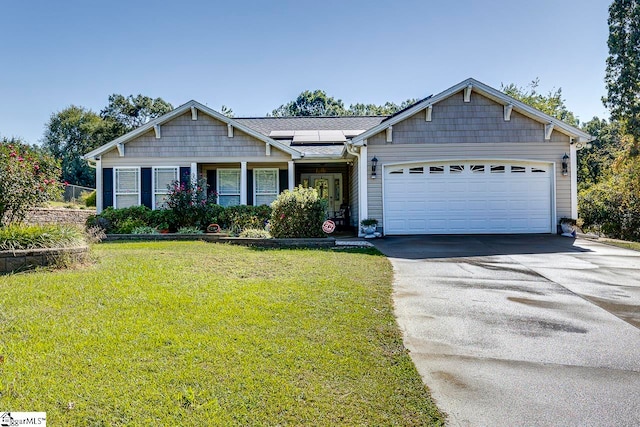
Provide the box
[603,0,640,151]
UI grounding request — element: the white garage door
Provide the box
[383,161,552,234]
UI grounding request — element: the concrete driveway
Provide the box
[373,235,640,427]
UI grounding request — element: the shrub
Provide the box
[177,226,203,234]
[85,226,106,243]
[84,190,96,207]
[0,138,62,225]
[269,186,327,238]
[218,205,271,234]
[88,206,152,234]
[131,226,158,234]
[117,218,147,234]
[0,224,85,251]
[579,172,640,241]
[239,228,272,239]
[165,178,218,230]
[147,209,173,229]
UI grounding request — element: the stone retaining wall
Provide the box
[25,208,94,227]
[0,246,89,274]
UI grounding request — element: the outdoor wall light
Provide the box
[561,153,569,176]
[371,156,379,179]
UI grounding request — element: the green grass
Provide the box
[45,200,95,210]
[0,241,444,426]
[597,237,640,252]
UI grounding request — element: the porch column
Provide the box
[96,157,103,213]
[240,161,247,205]
[288,161,295,190]
[190,162,197,185]
[359,146,368,235]
[570,144,578,219]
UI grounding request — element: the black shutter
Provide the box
[180,167,191,187]
[141,168,152,209]
[207,169,217,198]
[103,168,113,209]
[279,169,288,193]
[247,170,254,206]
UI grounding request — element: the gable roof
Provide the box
[350,78,593,146]
[83,100,304,160]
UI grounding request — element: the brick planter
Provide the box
[0,246,89,274]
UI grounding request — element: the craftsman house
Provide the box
[84,78,592,235]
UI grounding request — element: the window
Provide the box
[254,168,279,206]
[449,165,465,174]
[532,167,546,173]
[114,167,140,208]
[409,167,424,174]
[153,167,178,209]
[471,164,485,173]
[389,168,404,174]
[429,165,445,174]
[217,169,241,207]
[511,165,526,173]
[490,165,505,173]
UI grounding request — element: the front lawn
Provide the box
[0,241,444,426]
[596,237,640,252]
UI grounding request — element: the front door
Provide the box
[302,174,342,216]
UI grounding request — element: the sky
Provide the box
[0,0,612,145]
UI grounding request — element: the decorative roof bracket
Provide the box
[464,84,473,102]
[545,123,554,140]
[504,104,513,121]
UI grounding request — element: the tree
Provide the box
[270,90,347,117]
[100,94,173,133]
[577,118,625,189]
[270,89,418,117]
[0,138,62,225]
[43,94,173,187]
[42,106,106,187]
[501,78,579,126]
[603,0,640,153]
[347,99,418,116]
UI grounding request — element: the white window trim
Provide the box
[253,168,279,206]
[113,167,141,209]
[152,166,179,210]
[217,168,241,206]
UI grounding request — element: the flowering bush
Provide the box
[269,186,327,238]
[164,178,218,230]
[0,138,62,225]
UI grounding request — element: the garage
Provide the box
[383,161,553,234]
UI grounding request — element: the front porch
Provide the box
[197,160,355,229]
